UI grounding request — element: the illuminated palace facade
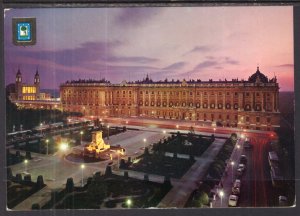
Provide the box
[60,67,280,131]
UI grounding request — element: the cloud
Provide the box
[7,41,158,67]
[183,45,211,56]
[224,57,239,65]
[193,60,219,70]
[115,8,163,26]
[274,64,294,68]
[162,61,186,70]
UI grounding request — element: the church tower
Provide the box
[34,69,40,100]
[15,68,22,100]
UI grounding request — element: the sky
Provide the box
[4,7,294,91]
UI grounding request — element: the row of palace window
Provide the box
[63,89,272,97]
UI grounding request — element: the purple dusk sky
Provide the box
[4,7,294,91]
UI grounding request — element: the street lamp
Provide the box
[24,159,28,172]
[219,190,224,207]
[126,198,132,208]
[81,164,85,187]
[163,130,166,134]
[213,127,216,135]
[231,161,235,183]
[107,125,110,140]
[117,150,120,169]
[80,131,84,145]
[176,125,179,129]
[143,138,147,149]
[45,139,49,155]
[60,143,68,151]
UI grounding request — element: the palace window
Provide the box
[246,116,250,122]
[246,92,250,97]
[163,102,167,107]
[234,103,238,110]
[255,104,262,111]
[211,114,214,121]
[267,117,271,123]
[226,103,231,109]
[183,92,186,96]
[146,91,148,94]
[226,92,230,96]
[169,102,173,106]
[204,92,207,95]
[256,117,260,122]
[210,103,215,108]
[203,103,208,108]
[219,114,222,119]
[189,102,193,107]
[196,103,200,108]
[256,92,259,96]
[182,102,186,107]
[197,92,200,96]
[234,92,238,96]
[151,101,154,106]
[227,115,229,120]
[145,101,149,106]
[140,91,143,94]
[218,103,222,109]
[190,92,193,96]
[244,104,251,111]
[219,92,222,96]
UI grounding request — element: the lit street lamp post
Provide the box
[45,139,49,155]
[126,199,132,208]
[80,131,84,145]
[24,159,28,172]
[213,127,216,136]
[219,190,224,207]
[143,138,147,149]
[81,164,85,187]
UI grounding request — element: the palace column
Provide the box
[223,92,225,109]
[252,92,255,111]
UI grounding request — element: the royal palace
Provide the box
[60,67,280,131]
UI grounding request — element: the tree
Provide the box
[65,178,74,193]
[31,203,40,210]
[104,166,112,176]
[198,191,209,207]
[87,180,108,202]
[36,175,44,189]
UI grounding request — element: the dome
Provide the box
[248,67,269,83]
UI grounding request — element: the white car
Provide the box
[238,164,246,172]
[279,196,288,206]
[228,195,239,207]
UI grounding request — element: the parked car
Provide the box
[232,186,240,195]
[238,164,246,173]
[278,196,288,206]
[236,168,244,178]
[240,155,247,164]
[228,195,239,207]
[233,179,241,188]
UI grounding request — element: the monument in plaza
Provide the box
[84,131,110,158]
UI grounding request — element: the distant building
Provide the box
[8,68,61,110]
[60,67,280,131]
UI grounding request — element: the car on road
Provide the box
[233,179,241,188]
[228,195,239,207]
[278,196,288,206]
[240,155,247,165]
[232,186,240,195]
[236,168,244,178]
[238,164,246,172]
